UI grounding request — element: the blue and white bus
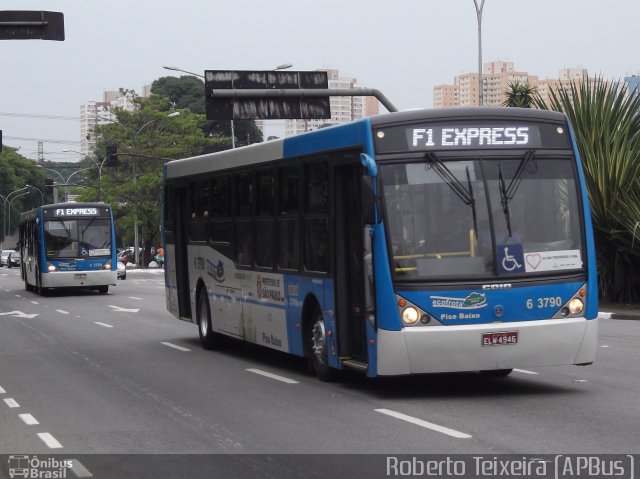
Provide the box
[163,107,598,379]
[19,202,117,295]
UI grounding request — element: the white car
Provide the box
[0,250,14,267]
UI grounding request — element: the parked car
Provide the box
[0,250,14,267]
[7,250,20,268]
[116,260,127,280]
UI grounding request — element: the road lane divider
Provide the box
[56,310,70,315]
[37,432,63,449]
[513,368,539,375]
[375,408,472,439]
[18,413,39,425]
[246,368,299,384]
[93,322,114,328]
[0,385,5,393]
[160,342,191,352]
[4,398,20,408]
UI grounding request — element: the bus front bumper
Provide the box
[375,317,598,376]
[42,270,117,288]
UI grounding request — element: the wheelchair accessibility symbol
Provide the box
[497,244,525,274]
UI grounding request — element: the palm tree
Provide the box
[502,80,538,108]
[534,78,640,302]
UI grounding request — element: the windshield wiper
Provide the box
[498,149,536,238]
[425,152,478,238]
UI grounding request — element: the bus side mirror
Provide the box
[361,175,376,225]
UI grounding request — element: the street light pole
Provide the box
[1,186,29,247]
[7,191,29,241]
[473,0,486,107]
[25,185,44,205]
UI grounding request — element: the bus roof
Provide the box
[164,107,569,180]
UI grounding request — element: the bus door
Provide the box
[174,186,192,319]
[333,160,369,368]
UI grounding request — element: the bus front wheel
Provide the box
[309,311,336,381]
[197,288,223,350]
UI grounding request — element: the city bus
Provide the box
[163,107,598,380]
[19,202,117,295]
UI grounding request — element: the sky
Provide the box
[1,0,638,163]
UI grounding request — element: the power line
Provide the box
[0,111,80,121]
[3,135,81,146]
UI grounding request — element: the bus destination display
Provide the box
[374,121,571,153]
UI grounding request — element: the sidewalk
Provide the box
[599,304,640,320]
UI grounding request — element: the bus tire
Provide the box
[480,368,513,377]
[197,287,223,350]
[98,286,109,294]
[309,310,336,382]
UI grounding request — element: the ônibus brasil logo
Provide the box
[8,455,72,478]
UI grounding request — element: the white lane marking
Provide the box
[108,305,140,313]
[70,459,93,478]
[56,310,70,315]
[31,301,39,305]
[375,408,472,439]
[601,345,609,348]
[37,432,63,449]
[573,379,588,383]
[94,322,114,328]
[513,368,539,375]
[246,368,299,384]
[160,342,191,352]
[4,398,20,408]
[15,294,22,298]
[19,413,39,425]
[129,296,142,300]
[0,386,5,393]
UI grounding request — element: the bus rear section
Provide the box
[371,108,598,376]
[20,203,117,295]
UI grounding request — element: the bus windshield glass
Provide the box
[381,156,584,280]
[44,218,112,259]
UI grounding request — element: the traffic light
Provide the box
[105,144,118,167]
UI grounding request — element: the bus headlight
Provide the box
[402,307,420,325]
[47,263,58,272]
[103,261,112,270]
[568,298,584,315]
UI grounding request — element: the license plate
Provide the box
[74,273,87,279]
[482,331,518,346]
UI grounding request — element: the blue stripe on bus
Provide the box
[282,119,371,159]
[566,120,598,320]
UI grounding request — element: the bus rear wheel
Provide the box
[309,311,336,381]
[197,287,223,350]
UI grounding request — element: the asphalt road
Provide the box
[0,266,638,477]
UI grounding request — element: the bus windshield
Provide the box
[381,155,584,280]
[44,218,112,259]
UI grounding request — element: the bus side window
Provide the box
[234,173,254,266]
[277,165,300,270]
[189,180,209,241]
[209,176,233,259]
[255,169,275,268]
[303,161,329,273]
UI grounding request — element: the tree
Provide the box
[502,80,538,108]
[534,78,640,302]
[84,97,225,265]
[151,76,263,149]
[0,146,46,242]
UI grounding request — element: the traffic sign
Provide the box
[205,70,330,120]
[0,11,65,41]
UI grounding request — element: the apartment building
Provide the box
[284,69,379,136]
[433,63,619,109]
[80,88,148,157]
